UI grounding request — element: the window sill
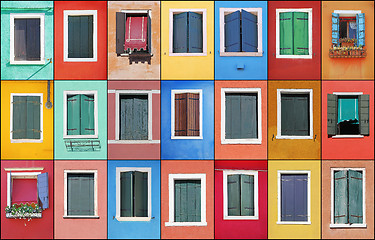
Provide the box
[169,52,207,57]
[63,135,98,139]
[331,135,364,139]
[276,135,313,140]
[165,221,207,226]
[277,221,311,225]
[221,139,261,145]
[63,215,99,219]
[64,58,97,62]
[116,216,151,221]
[171,136,203,140]
[224,216,259,220]
[10,60,45,65]
[11,139,43,143]
[108,140,160,144]
[6,213,42,218]
[220,52,263,57]
[330,223,367,228]
[276,54,312,59]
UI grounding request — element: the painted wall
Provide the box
[215,160,268,239]
[161,160,214,239]
[322,160,374,239]
[1,1,54,80]
[1,81,54,160]
[161,1,214,80]
[268,1,321,80]
[108,1,160,80]
[1,160,54,239]
[54,80,107,160]
[215,81,267,160]
[107,160,161,239]
[322,1,374,80]
[161,81,214,160]
[108,81,160,160]
[54,160,107,239]
[268,81,321,160]
[268,160,321,239]
[54,1,107,80]
[214,1,268,80]
[322,81,374,160]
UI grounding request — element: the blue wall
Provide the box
[161,80,214,160]
[107,160,161,239]
[214,1,268,80]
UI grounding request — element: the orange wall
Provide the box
[322,1,374,80]
[161,160,214,239]
[268,81,321,159]
[322,160,374,239]
[215,81,267,160]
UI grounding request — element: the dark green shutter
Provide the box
[241,94,257,139]
[120,95,148,140]
[334,170,348,224]
[28,96,41,139]
[173,12,188,53]
[120,172,133,217]
[348,170,363,224]
[281,94,309,136]
[116,12,126,55]
[67,95,81,135]
[175,180,200,222]
[134,171,148,217]
[226,94,241,139]
[12,96,27,139]
[227,175,240,216]
[293,12,309,55]
[358,94,370,135]
[25,18,41,61]
[327,94,338,135]
[188,12,203,53]
[80,94,95,135]
[241,175,254,216]
[68,16,93,58]
[67,173,94,216]
[279,12,293,55]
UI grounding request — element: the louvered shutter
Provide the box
[174,180,182,222]
[12,96,27,139]
[348,170,363,224]
[359,94,369,136]
[293,12,309,55]
[242,10,258,52]
[332,13,339,45]
[281,174,295,221]
[175,93,187,136]
[241,175,254,216]
[14,19,27,61]
[37,172,49,209]
[134,171,148,217]
[224,10,241,52]
[26,18,41,61]
[279,12,293,55]
[226,94,241,139]
[120,172,133,217]
[173,12,188,53]
[68,16,93,58]
[356,13,365,47]
[29,96,41,139]
[187,93,199,136]
[121,96,132,139]
[67,173,94,216]
[188,12,203,53]
[116,12,126,54]
[225,94,232,139]
[294,174,308,221]
[334,170,348,224]
[327,94,338,136]
[294,94,310,136]
[281,94,294,135]
[227,174,240,216]
[193,180,201,222]
[80,94,95,135]
[147,11,152,54]
[133,96,148,140]
[241,94,258,139]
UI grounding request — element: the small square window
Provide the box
[332,11,365,47]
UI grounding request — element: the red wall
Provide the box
[54,1,107,80]
[1,161,53,239]
[268,1,321,80]
[215,161,268,239]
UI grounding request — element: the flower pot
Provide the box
[341,42,354,47]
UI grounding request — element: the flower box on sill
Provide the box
[329,47,367,58]
[6,212,42,219]
[5,203,43,219]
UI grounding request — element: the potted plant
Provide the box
[5,203,42,220]
[340,38,357,47]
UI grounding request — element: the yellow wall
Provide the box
[268,160,321,239]
[1,81,53,159]
[161,1,214,80]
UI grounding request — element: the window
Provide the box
[63,91,98,139]
[219,8,262,56]
[171,90,202,139]
[64,10,97,62]
[277,171,311,224]
[327,93,369,137]
[169,9,207,56]
[10,93,43,143]
[116,167,151,221]
[277,89,313,139]
[331,168,366,228]
[221,88,261,144]
[166,174,207,226]
[332,10,365,47]
[276,9,312,59]
[10,13,45,65]
[64,170,98,218]
[223,170,258,220]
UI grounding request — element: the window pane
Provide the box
[12,95,40,139]
[12,179,38,205]
[337,96,359,135]
[174,180,201,222]
[281,93,310,136]
[120,95,148,140]
[14,18,40,61]
[67,173,94,216]
[68,15,93,58]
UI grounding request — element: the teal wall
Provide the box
[1,1,54,80]
[54,80,107,160]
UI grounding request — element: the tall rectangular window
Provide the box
[120,171,148,217]
[174,180,201,222]
[67,173,95,216]
[332,11,365,47]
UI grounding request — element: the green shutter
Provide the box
[241,94,258,139]
[12,96,40,140]
[279,12,293,55]
[327,94,338,135]
[293,12,309,55]
[193,180,201,222]
[30,96,41,139]
[134,171,148,217]
[241,175,254,216]
[348,170,363,224]
[67,173,94,216]
[120,172,133,217]
[358,94,370,135]
[334,170,348,224]
[227,174,241,216]
[67,95,81,135]
[281,94,294,135]
[226,94,241,139]
[174,180,182,222]
[12,96,27,139]
[80,94,95,135]
[175,180,200,222]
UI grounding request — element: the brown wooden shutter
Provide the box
[187,93,200,136]
[175,93,187,136]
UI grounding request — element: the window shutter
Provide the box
[224,10,241,52]
[293,12,309,55]
[67,173,94,216]
[147,11,152,54]
[187,93,200,136]
[192,180,201,222]
[67,95,81,135]
[241,175,254,216]
[358,94,369,135]
[356,13,365,47]
[12,96,27,139]
[332,13,340,45]
[116,12,126,54]
[226,94,241,139]
[68,16,93,58]
[225,94,232,139]
[134,96,148,140]
[134,171,148,217]
[334,170,348,224]
[279,12,293,55]
[281,174,295,221]
[242,10,258,52]
[327,94,338,136]
[241,94,258,139]
[26,18,41,61]
[120,96,132,140]
[227,174,241,216]
[348,170,363,224]
[188,12,203,53]
[37,172,49,209]
[8,173,12,204]
[14,19,27,61]
[294,94,310,136]
[120,172,133,217]
[29,96,41,139]
[86,15,94,58]
[68,16,79,58]
[175,93,187,136]
[174,180,182,222]
[173,12,188,53]
[281,94,294,135]
[294,174,308,221]
[80,94,95,135]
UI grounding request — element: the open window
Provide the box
[327,93,369,137]
[220,8,262,56]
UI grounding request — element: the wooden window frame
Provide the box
[63,10,98,62]
[10,93,43,143]
[115,167,152,221]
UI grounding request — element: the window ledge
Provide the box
[64,58,97,62]
[10,60,46,65]
[220,52,263,57]
[165,221,207,227]
[332,135,364,139]
[116,216,151,222]
[171,136,203,140]
[224,216,259,220]
[11,139,43,143]
[221,139,261,145]
[108,140,160,144]
[276,135,313,140]
[6,213,42,218]
[277,221,311,225]
[276,55,312,59]
[330,223,367,228]
[63,135,98,139]
[169,52,207,57]
[63,215,99,219]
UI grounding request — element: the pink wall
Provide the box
[215,161,268,239]
[322,81,374,159]
[54,160,107,239]
[108,81,160,159]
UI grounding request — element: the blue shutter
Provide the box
[356,13,365,47]
[188,12,203,53]
[173,12,188,53]
[242,9,258,52]
[281,174,295,221]
[224,10,241,52]
[37,172,49,209]
[332,13,339,45]
[294,174,308,222]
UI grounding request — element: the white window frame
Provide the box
[10,13,45,65]
[331,92,364,139]
[223,170,259,220]
[275,8,313,59]
[333,10,361,17]
[277,170,311,225]
[10,93,43,143]
[276,89,313,139]
[63,170,98,218]
[221,88,262,144]
[63,10,98,62]
[63,90,98,139]
[165,173,207,226]
[169,9,207,56]
[171,89,203,140]
[219,8,263,57]
[115,167,152,221]
[330,168,366,228]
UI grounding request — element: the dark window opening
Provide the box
[14,18,41,61]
